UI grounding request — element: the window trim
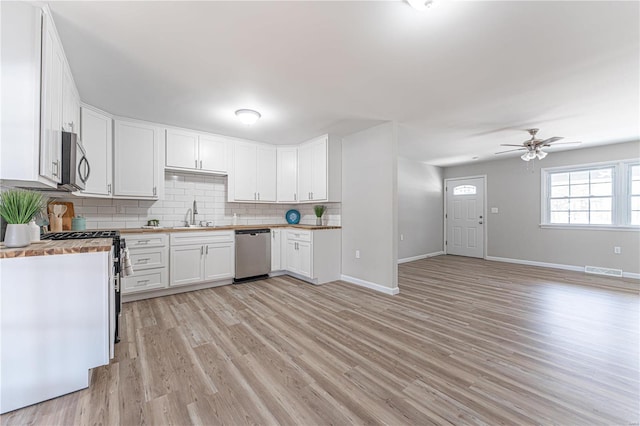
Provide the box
[541,159,640,230]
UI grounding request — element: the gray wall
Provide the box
[342,122,398,291]
[444,141,640,274]
[397,157,444,260]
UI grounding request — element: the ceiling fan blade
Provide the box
[542,141,582,147]
[495,148,526,154]
[539,136,564,144]
[500,144,526,147]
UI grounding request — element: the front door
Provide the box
[445,177,485,258]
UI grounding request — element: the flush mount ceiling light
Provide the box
[235,109,261,126]
[406,0,438,11]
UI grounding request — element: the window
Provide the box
[542,160,639,228]
[631,164,640,225]
[453,185,476,195]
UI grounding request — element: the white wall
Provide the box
[397,157,444,261]
[54,172,341,229]
[444,141,640,275]
[341,122,398,294]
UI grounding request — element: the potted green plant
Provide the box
[314,205,326,226]
[0,189,46,248]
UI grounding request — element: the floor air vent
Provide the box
[584,266,623,277]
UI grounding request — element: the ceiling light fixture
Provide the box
[235,109,261,126]
[407,0,438,11]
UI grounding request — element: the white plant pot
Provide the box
[4,224,31,248]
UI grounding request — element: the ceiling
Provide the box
[49,1,639,167]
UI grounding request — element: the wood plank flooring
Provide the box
[3,255,639,425]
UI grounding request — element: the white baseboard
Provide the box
[486,256,640,281]
[623,271,640,279]
[398,251,445,264]
[340,275,400,295]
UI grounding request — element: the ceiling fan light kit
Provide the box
[496,128,581,162]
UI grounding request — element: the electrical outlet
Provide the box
[491,207,499,214]
[400,234,404,241]
[355,250,360,259]
[614,246,621,254]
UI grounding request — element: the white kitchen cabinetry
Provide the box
[1,251,110,414]
[122,234,169,294]
[286,230,312,278]
[284,228,341,284]
[165,128,228,174]
[277,147,298,202]
[231,142,276,202]
[170,231,234,287]
[270,228,284,271]
[1,4,81,189]
[297,134,342,203]
[113,119,162,199]
[39,11,65,184]
[80,106,113,197]
[62,66,80,134]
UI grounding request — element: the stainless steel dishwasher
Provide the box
[234,229,271,283]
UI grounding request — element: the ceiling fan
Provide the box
[495,128,582,161]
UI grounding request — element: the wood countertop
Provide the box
[0,238,113,259]
[119,224,341,234]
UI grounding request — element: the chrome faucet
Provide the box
[192,199,198,225]
[184,200,199,227]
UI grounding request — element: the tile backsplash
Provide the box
[55,171,341,229]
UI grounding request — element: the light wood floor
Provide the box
[3,255,639,425]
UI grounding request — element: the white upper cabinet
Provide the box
[39,11,65,184]
[297,134,341,203]
[165,128,198,170]
[277,147,298,202]
[61,66,80,134]
[199,134,227,173]
[165,128,228,174]
[230,142,276,202]
[113,119,162,199]
[1,4,80,188]
[80,106,113,197]
[256,145,277,202]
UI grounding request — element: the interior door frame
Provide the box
[443,175,488,259]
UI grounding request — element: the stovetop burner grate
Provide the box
[41,230,120,240]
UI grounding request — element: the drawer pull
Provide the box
[136,258,150,263]
[137,240,150,245]
[135,279,150,286]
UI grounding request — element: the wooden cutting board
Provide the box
[48,201,75,231]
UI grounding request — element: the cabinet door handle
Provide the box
[200,160,203,169]
[195,159,198,168]
[153,186,157,196]
[107,183,112,194]
[52,161,58,177]
[201,246,204,255]
[206,246,209,255]
[294,193,297,201]
[311,192,314,199]
[257,192,260,200]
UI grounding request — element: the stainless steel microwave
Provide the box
[60,131,89,192]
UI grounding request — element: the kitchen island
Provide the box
[0,239,113,414]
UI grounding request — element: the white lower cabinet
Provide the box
[170,245,205,287]
[286,239,312,278]
[283,228,341,284]
[121,233,169,294]
[270,228,282,271]
[170,231,234,287]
